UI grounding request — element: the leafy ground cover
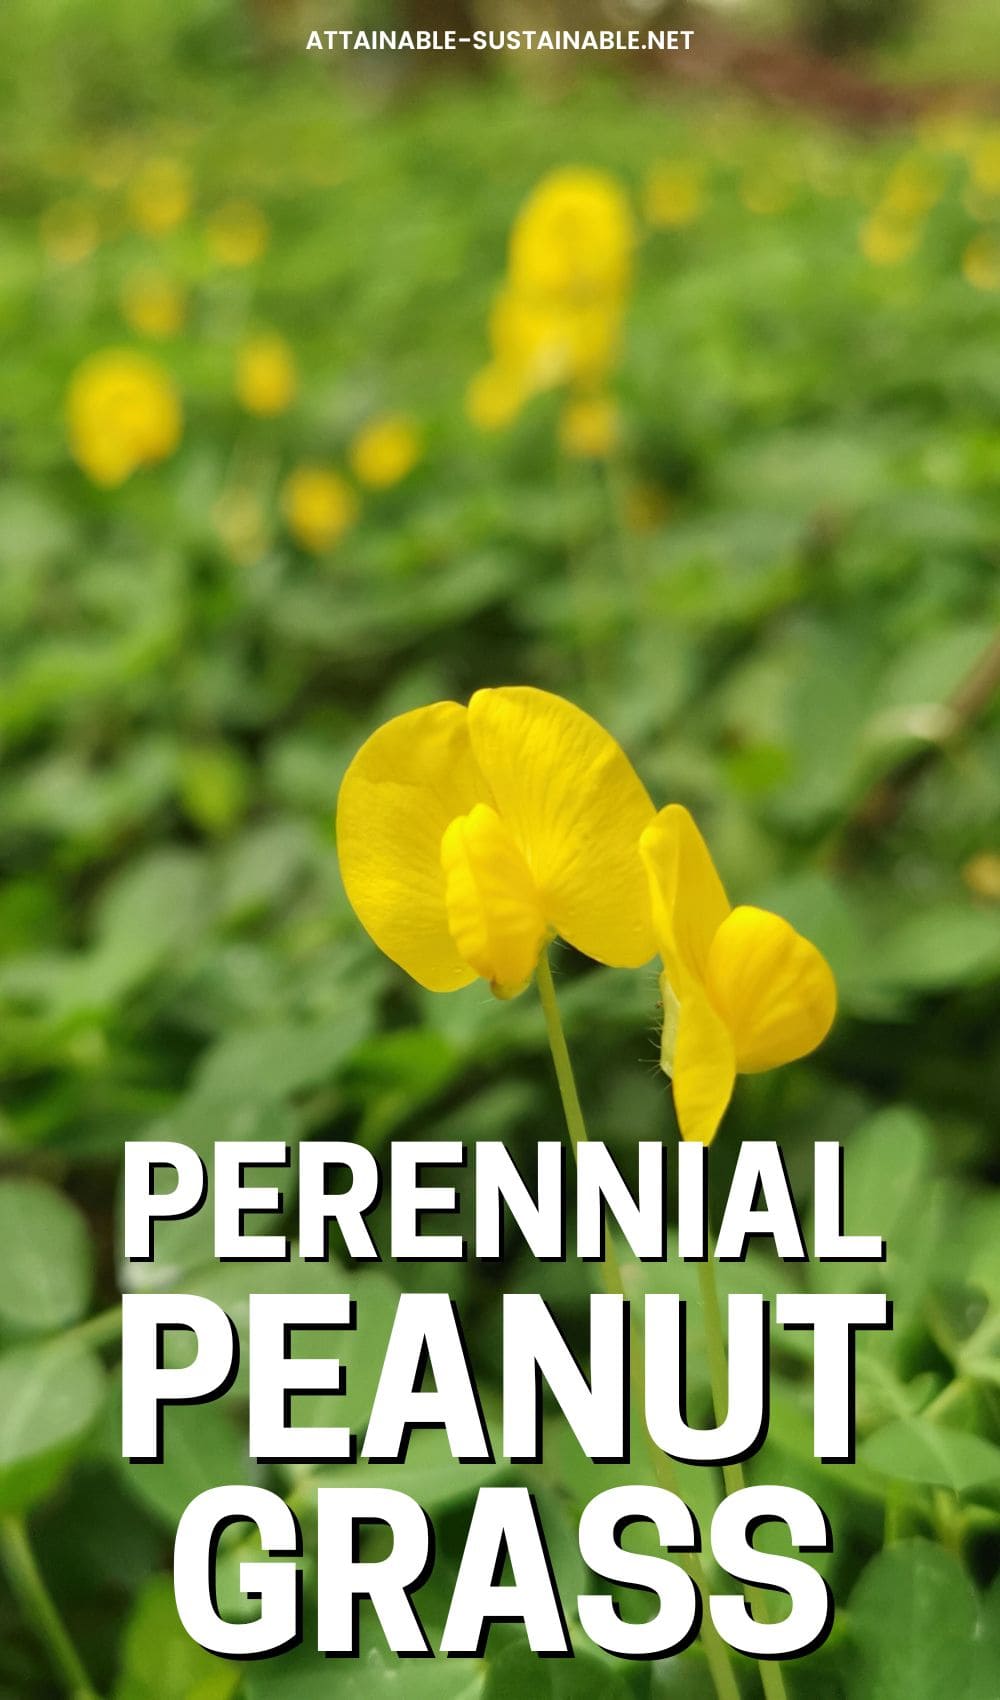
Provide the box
[0,2,999,1695]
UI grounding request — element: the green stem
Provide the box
[535,950,742,1700]
[0,1516,101,1700]
[923,1376,970,1423]
[64,1306,122,1352]
[698,1244,789,1700]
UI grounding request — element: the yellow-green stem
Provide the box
[0,1515,101,1700]
[535,950,742,1700]
[698,1242,790,1700]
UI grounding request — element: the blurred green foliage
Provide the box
[0,0,999,1696]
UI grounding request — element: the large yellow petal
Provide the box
[705,905,837,1074]
[335,702,493,992]
[672,986,737,1144]
[441,805,548,998]
[466,687,655,968]
[639,804,730,991]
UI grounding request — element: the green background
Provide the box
[0,0,998,1695]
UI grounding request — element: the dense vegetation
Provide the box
[1,1,998,1695]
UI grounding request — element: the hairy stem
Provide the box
[535,949,743,1700]
[698,1245,789,1700]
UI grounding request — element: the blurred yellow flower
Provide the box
[349,414,422,488]
[235,334,297,416]
[120,268,186,339]
[129,158,191,236]
[282,465,358,553]
[39,199,100,266]
[509,168,633,301]
[66,349,182,487]
[971,131,1000,197]
[558,394,621,460]
[466,363,525,432]
[491,289,619,393]
[212,486,270,566]
[880,155,943,218]
[644,162,704,229]
[962,230,1000,291]
[337,687,655,997]
[963,852,1000,901]
[859,211,921,267]
[470,168,633,432]
[206,200,269,267]
[640,805,835,1143]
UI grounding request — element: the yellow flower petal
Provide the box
[335,703,493,992]
[466,687,655,968]
[672,986,736,1144]
[441,805,548,998]
[639,804,730,990]
[705,905,837,1074]
[349,415,421,489]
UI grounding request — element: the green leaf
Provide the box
[245,1639,485,1700]
[483,1639,631,1700]
[93,849,211,981]
[118,1400,254,1530]
[859,1416,1000,1493]
[113,1576,239,1700]
[811,1105,943,1321]
[970,1574,1000,1700]
[0,1341,105,1512]
[313,1426,506,1513]
[846,1540,979,1699]
[0,1178,92,1334]
[121,1092,300,1291]
[193,1014,369,1104]
[874,904,1000,992]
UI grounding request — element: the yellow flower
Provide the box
[962,231,1000,291]
[235,334,297,416]
[206,200,269,267]
[644,163,704,229]
[859,211,921,267]
[349,414,422,489]
[971,131,1000,196]
[66,349,182,487]
[337,688,655,998]
[509,168,634,302]
[558,395,621,460]
[282,465,358,553]
[129,158,191,235]
[470,169,633,434]
[491,290,620,394]
[640,806,835,1144]
[880,156,943,218]
[39,199,100,266]
[120,268,186,339]
[963,851,1000,901]
[465,363,526,432]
